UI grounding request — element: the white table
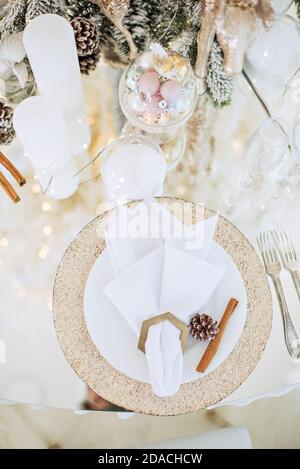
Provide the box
[213,212,300,408]
[1,209,300,412]
[1,58,300,411]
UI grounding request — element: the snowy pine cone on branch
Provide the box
[0,0,234,104]
[71,17,100,56]
[0,101,15,145]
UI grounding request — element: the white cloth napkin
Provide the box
[103,201,225,397]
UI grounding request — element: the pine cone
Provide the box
[71,17,100,57]
[79,49,101,75]
[0,101,15,145]
[189,313,219,342]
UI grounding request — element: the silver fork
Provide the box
[257,231,300,361]
[272,223,300,302]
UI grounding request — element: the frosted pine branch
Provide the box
[207,41,233,107]
[25,0,65,22]
[0,0,27,36]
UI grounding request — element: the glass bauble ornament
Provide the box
[119,43,197,134]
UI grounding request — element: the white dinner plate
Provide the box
[84,240,247,384]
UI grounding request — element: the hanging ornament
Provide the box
[195,0,274,80]
[216,5,258,76]
[194,0,217,90]
[215,0,274,76]
[194,0,230,84]
[89,0,138,61]
[255,0,274,27]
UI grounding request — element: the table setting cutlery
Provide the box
[257,227,300,361]
[272,223,300,302]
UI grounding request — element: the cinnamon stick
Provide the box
[0,151,26,186]
[0,171,20,203]
[196,298,239,373]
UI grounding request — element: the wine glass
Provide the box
[119,43,197,169]
[100,134,167,204]
[221,118,289,218]
[240,118,289,202]
[271,0,294,13]
[272,113,300,200]
[243,117,289,174]
[246,15,300,86]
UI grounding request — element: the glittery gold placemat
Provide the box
[53,198,272,416]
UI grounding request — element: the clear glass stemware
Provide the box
[100,134,167,204]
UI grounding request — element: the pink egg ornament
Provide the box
[138,71,161,97]
[160,80,182,104]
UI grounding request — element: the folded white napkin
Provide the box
[103,201,225,397]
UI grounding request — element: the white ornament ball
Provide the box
[150,43,168,59]
[137,51,153,69]
[127,91,147,113]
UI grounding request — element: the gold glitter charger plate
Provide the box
[53,198,272,415]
